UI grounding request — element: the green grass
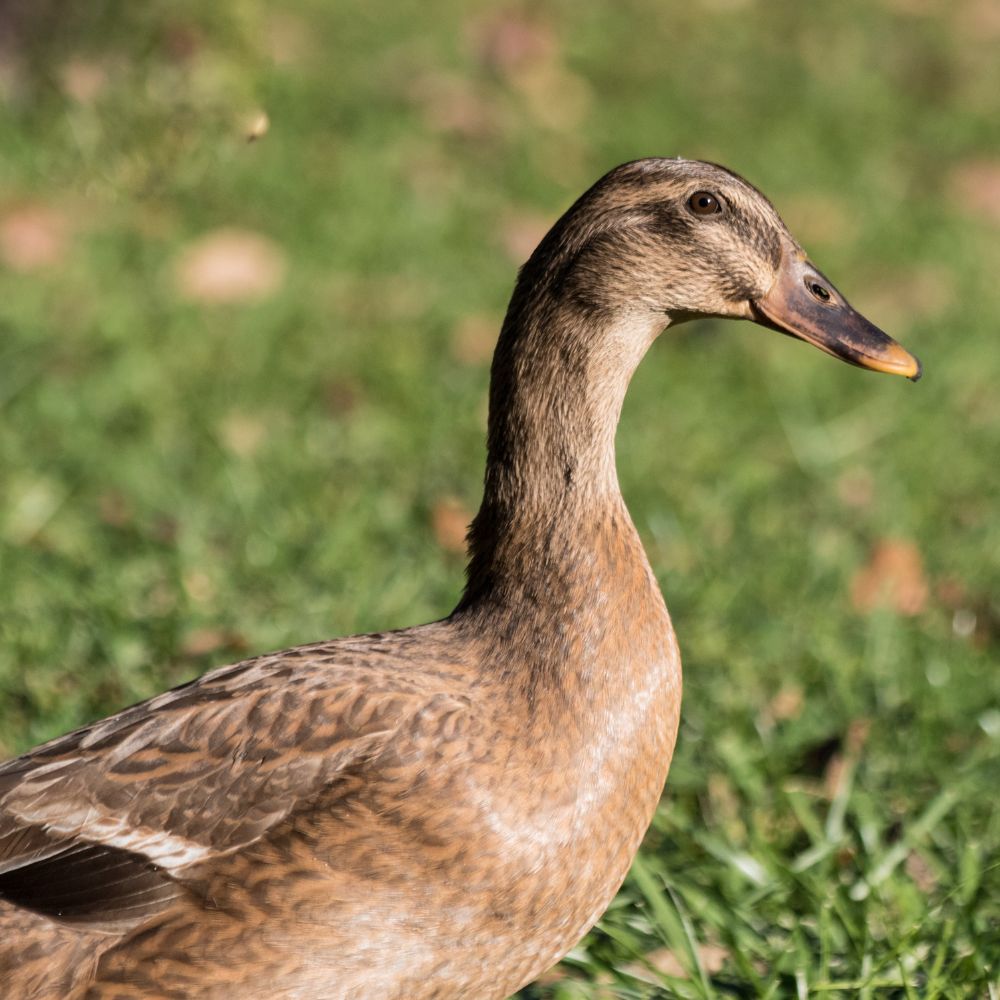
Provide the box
[1,1,998,995]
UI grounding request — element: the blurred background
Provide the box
[0,0,997,995]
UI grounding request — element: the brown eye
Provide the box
[688,191,721,216]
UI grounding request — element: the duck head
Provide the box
[535,158,921,380]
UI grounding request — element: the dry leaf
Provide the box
[431,498,472,554]
[324,378,363,416]
[0,203,70,272]
[949,159,1000,226]
[152,515,178,545]
[850,539,929,616]
[183,570,215,605]
[905,850,938,893]
[244,109,270,142]
[451,314,499,365]
[532,964,567,986]
[470,11,555,76]
[625,942,728,982]
[822,753,847,800]
[263,13,312,65]
[162,21,202,62]
[181,627,248,658]
[845,718,871,755]
[936,576,967,609]
[770,683,804,721]
[500,212,550,264]
[958,0,1000,38]
[836,467,875,510]
[823,719,871,800]
[60,59,107,104]
[410,72,498,139]
[98,490,134,529]
[218,412,267,457]
[758,684,802,734]
[469,11,588,130]
[174,228,286,304]
[698,943,729,974]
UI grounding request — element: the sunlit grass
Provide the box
[0,0,997,995]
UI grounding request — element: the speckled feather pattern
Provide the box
[1,534,679,999]
[0,158,806,998]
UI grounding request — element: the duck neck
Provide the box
[457,276,666,629]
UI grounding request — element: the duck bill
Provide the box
[750,255,922,381]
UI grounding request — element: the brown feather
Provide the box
[0,158,866,998]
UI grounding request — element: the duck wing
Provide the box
[0,630,470,931]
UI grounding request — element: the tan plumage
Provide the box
[0,158,919,999]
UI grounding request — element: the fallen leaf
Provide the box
[823,719,871,800]
[625,942,728,982]
[468,11,589,131]
[59,59,107,104]
[949,159,1000,226]
[451,314,499,365]
[98,490,134,529]
[500,212,550,264]
[174,228,286,304]
[770,683,804,721]
[410,72,498,139]
[905,850,938,893]
[162,21,202,62]
[0,203,70,272]
[958,0,1000,38]
[845,718,871,755]
[244,109,270,142]
[936,576,967,609]
[836,467,875,510]
[698,943,729,974]
[218,412,268,457]
[152,515,178,545]
[850,538,929,616]
[262,13,312,66]
[532,964,567,986]
[470,10,556,76]
[181,627,248,658]
[823,753,848,800]
[324,377,363,416]
[183,570,215,605]
[431,498,472,554]
[835,845,857,868]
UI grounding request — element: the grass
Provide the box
[1,0,998,995]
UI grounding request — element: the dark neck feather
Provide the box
[457,247,662,613]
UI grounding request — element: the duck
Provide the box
[0,158,920,1000]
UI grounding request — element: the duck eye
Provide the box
[806,279,832,303]
[688,191,721,216]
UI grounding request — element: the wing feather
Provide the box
[0,632,469,929]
